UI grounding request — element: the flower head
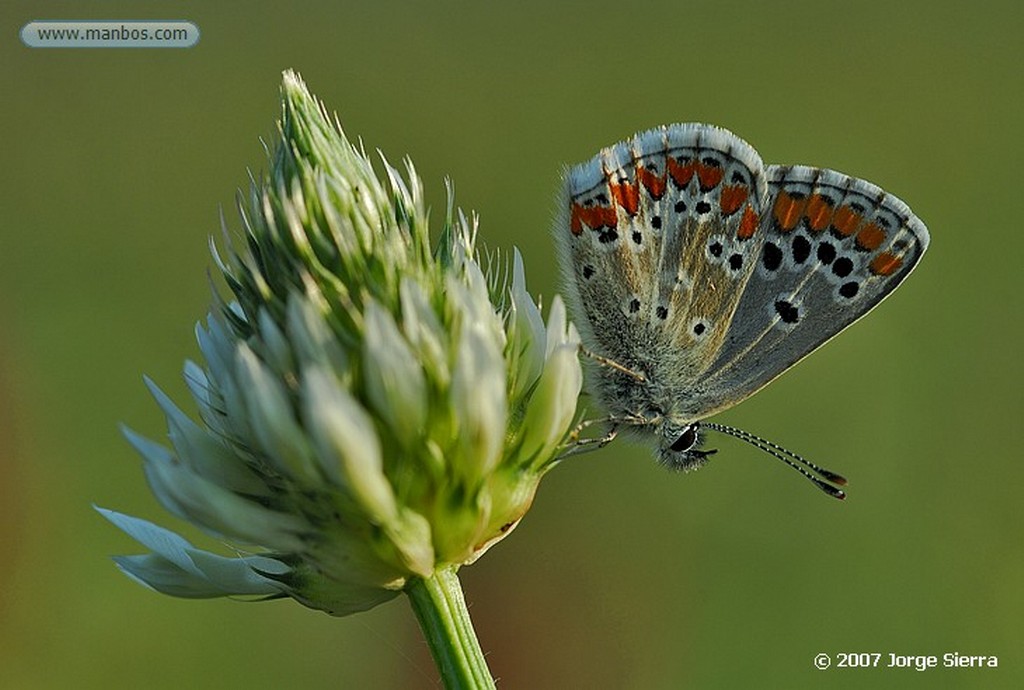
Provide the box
[101,71,582,616]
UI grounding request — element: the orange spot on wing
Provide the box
[570,205,583,235]
[610,179,639,216]
[804,194,834,232]
[855,222,886,251]
[870,251,902,276]
[637,166,666,200]
[696,162,724,191]
[667,157,696,188]
[570,203,617,235]
[736,205,758,239]
[719,184,749,215]
[772,190,807,232]
[831,205,862,237]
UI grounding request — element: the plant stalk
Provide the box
[405,565,495,689]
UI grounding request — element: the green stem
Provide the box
[405,565,495,690]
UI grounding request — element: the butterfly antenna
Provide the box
[701,422,848,500]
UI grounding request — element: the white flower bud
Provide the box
[101,70,582,617]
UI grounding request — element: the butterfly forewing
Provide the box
[557,124,771,417]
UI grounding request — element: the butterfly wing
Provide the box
[694,165,931,417]
[555,124,771,417]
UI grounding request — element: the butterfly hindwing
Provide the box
[696,165,931,416]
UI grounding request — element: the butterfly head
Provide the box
[654,419,849,499]
[656,420,718,472]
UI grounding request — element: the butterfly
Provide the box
[555,124,929,498]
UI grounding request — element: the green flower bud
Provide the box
[100,70,583,617]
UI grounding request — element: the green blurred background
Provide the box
[3,1,1021,688]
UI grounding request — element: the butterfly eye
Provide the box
[670,425,698,453]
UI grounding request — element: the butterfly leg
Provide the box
[559,411,649,458]
[559,422,620,458]
[579,346,646,382]
[566,415,618,443]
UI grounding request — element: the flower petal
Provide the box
[301,365,393,518]
[362,302,427,444]
[515,298,582,467]
[451,322,506,480]
[122,427,307,551]
[508,249,546,399]
[113,554,239,598]
[144,376,267,495]
[98,507,289,597]
[234,345,320,484]
[399,278,449,386]
[286,293,348,373]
